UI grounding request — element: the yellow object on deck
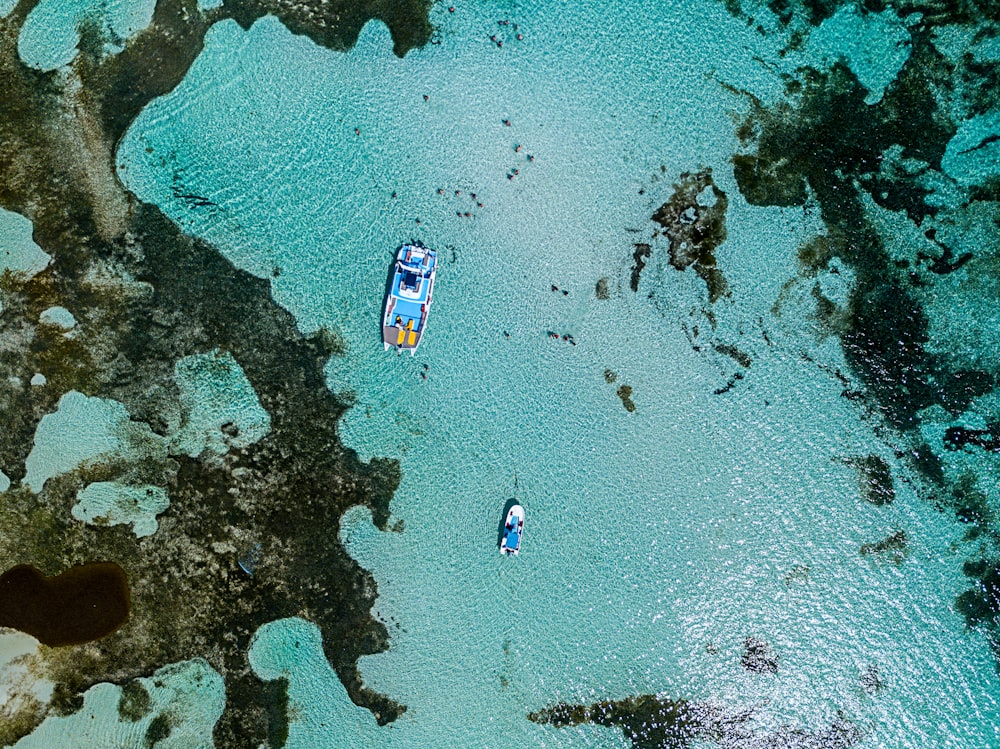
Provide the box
[406,320,414,329]
[396,327,405,345]
[407,330,417,346]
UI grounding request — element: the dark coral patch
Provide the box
[722,0,1000,652]
[221,0,434,58]
[617,384,637,412]
[629,243,652,292]
[741,636,778,674]
[651,169,729,302]
[529,693,862,749]
[859,663,884,695]
[944,424,1000,452]
[842,455,895,505]
[712,343,751,369]
[529,695,713,749]
[860,530,907,563]
[957,560,1000,627]
[145,713,172,747]
[595,277,610,299]
[0,563,129,646]
[730,50,993,433]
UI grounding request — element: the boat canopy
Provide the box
[394,267,429,302]
[507,530,519,548]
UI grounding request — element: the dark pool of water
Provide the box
[0,562,130,646]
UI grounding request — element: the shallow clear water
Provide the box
[17,0,155,71]
[9,0,1000,746]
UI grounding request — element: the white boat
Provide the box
[382,243,437,355]
[500,504,525,556]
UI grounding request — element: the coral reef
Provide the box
[0,0,432,745]
[651,169,729,303]
[721,0,1000,639]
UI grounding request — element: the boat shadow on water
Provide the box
[380,249,401,347]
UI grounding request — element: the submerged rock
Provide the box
[651,170,729,303]
[741,636,779,674]
[842,455,895,506]
[529,693,862,749]
[860,530,908,563]
[617,384,636,412]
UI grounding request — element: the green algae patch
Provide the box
[0,562,129,646]
[118,680,152,721]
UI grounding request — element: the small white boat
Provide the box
[382,243,437,355]
[500,504,525,556]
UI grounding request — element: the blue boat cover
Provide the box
[506,530,519,549]
[391,299,424,329]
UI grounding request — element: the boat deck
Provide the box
[383,324,421,350]
[382,244,436,353]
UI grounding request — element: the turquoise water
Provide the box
[9,0,1000,746]
[17,0,155,70]
[72,481,169,537]
[0,207,50,279]
[11,659,224,749]
[23,391,166,493]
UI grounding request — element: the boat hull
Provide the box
[500,504,525,556]
[382,243,436,355]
